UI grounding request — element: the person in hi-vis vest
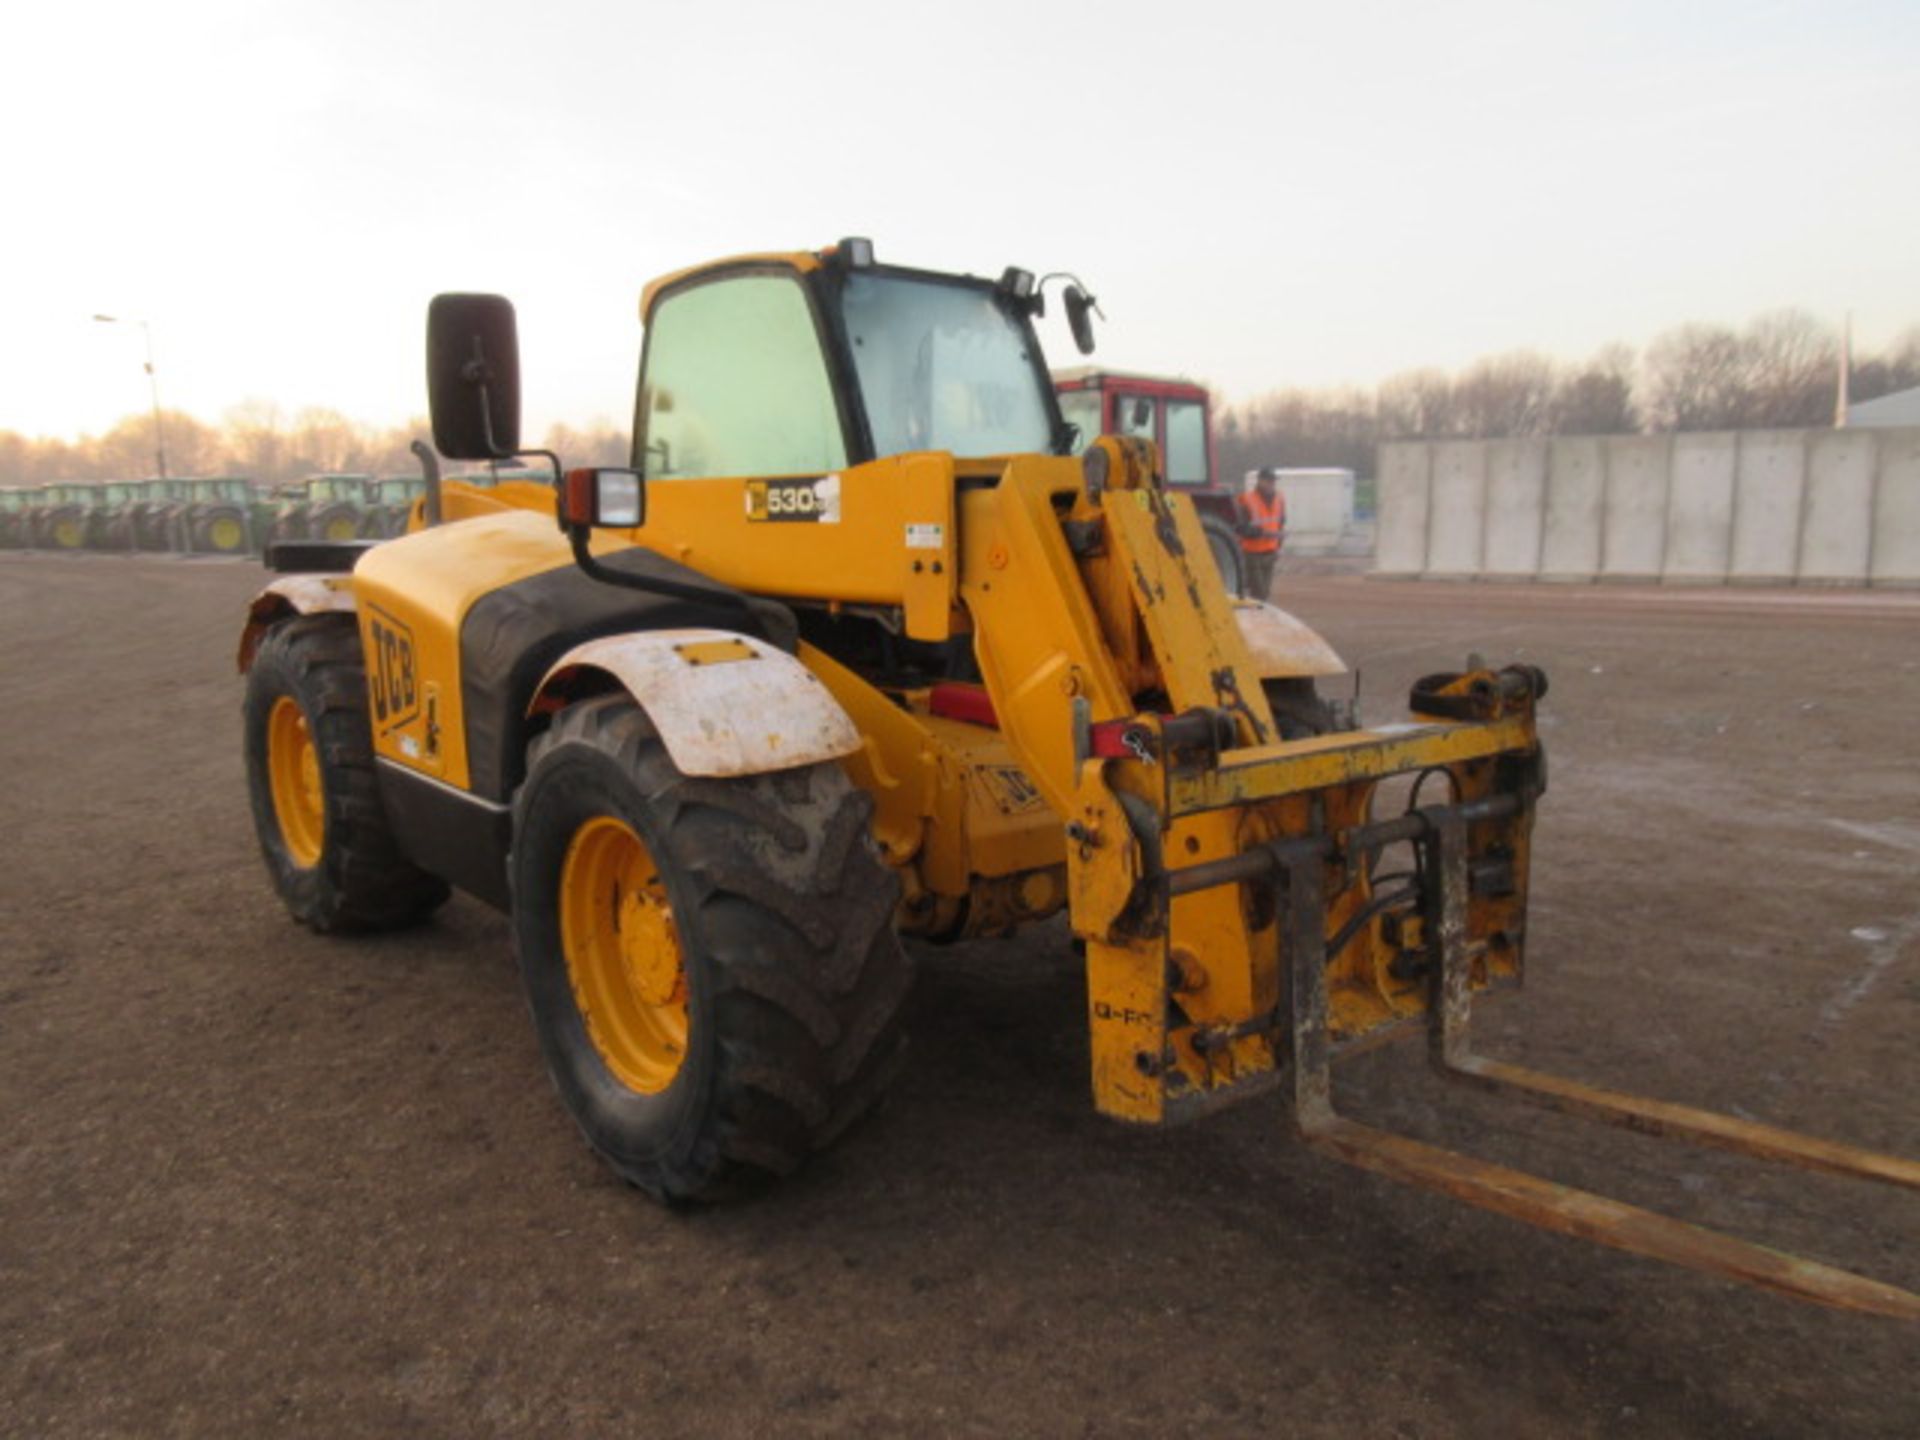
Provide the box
[1234,467,1286,599]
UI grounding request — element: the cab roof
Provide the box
[639,248,827,322]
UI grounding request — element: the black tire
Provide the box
[1263,676,1346,741]
[194,506,249,554]
[1200,513,1245,597]
[133,506,170,551]
[243,613,450,932]
[312,504,363,543]
[511,694,911,1203]
[45,506,87,550]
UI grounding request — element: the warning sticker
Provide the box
[976,764,1045,816]
[746,474,841,523]
[905,522,945,550]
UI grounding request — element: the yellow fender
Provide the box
[1231,599,1347,679]
[530,629,861,778]
[237,575,356,672]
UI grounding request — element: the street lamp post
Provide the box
[92,314,169,479]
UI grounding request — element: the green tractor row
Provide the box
[1,478,261,555]
[20,484,95,550]
[2,467,528,554]
[90,478,257,554]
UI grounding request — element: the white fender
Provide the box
[237,575,356,671]
[533,629,860,778]
[1232,600,1347,678]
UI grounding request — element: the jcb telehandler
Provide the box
[238,240,1918,1318]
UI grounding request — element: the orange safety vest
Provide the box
[1237,488,1285,554]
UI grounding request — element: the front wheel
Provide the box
[511,695,911,1202]
[1262,675,1350,740]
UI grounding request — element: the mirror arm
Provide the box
[410,440,443,527]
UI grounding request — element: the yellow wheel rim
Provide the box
[267,696,326,868]
[323,516,359,541]
[53,519,83,548]
[210,516,244,551]
[559,816,689,1093]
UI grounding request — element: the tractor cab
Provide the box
[1053,369,1246,593]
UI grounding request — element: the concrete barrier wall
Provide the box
[1539,437,1604,581]
[1728,430,1805,583]
[1663,433,1736,583]
[1483,439,1546,579]
[1600,436,1670,582]
[1799,431,1875,584]
[1426,442,1487,577]
[1871,430,1920,586]
[1375,425,1920,586]
[1373,443,1430,576]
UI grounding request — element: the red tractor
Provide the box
[1053,368,1249,595]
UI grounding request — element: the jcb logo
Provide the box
[366,606,419,733]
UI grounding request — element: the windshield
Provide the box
[839,273,1053,459]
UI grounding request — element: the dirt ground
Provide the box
[2,551,1916,1439]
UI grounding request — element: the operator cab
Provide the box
[634,240,1092,483]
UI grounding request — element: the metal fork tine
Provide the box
[1298,1113,1920,1321]
[1440,1054,1920,1193]
[1420,807,1920,1193]
[1277,822,1920,1321]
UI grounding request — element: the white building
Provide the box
[1245,467,1355,554]
[1848,385,1920,428]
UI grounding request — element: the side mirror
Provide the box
[427,293,521,459]
[561,467,646,530]
[1064,283,1098,356]
[1130,397,1152,429]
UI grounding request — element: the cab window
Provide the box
[638,275,848,479]
[1057,388,1101,454]
[1117,393,1157,442]
[1164,400,1208,485]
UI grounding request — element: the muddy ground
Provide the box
[2,552,1916,1438]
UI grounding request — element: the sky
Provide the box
[6,0,1918,444]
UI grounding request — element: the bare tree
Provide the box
[1642,312,1838,431]
[543,420,630,467]
[1851,325,1920,404]
[1552,344,1639,434]
[1452,351,1558,437]
[1743,309,1836,427]
[1640,323,1750,430]
[223,400,288,484]
[1376,368,1455,439]
[287,408,368,474]
[0,431,28,487]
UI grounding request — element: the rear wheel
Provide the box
[511,694,911,1202]
[314,505,361,542]
[49,508,86,550]
[243,614,449,931]
[196,509,248,554]
[1199,514,1244,597]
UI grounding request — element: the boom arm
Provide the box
[619,434,1918,1317]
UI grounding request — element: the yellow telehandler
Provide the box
[238,239,1917,1317]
